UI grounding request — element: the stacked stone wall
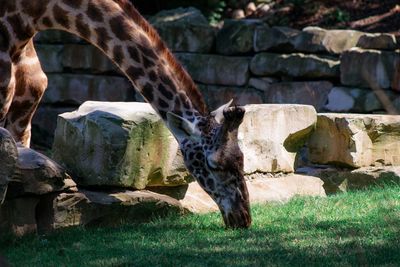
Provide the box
[32,7,400,146]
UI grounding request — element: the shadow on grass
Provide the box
[1,207,399,267]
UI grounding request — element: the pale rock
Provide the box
[292,27,364,54]
[239,104,317,173]
[308,113,400,167]
[52,101,191,189]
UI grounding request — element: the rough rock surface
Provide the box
[356,33,398,50]
[298,166,400,194]
[239,104,317,173]
[149,7,216,53]
[254,26,300,52]
[216,19,264,55]
[0,128,18,204]
[53,101,191,189]
[43,74,136,105]
[198,84,264,110]
[250,53,340,79]
[0,197,39,237]
[292,27,364,54]
[308,113,400,168]
[7,147,76,198]
[180,174,326,213]
[36,189,185,232]
[340,48,400,90]
[263,81,333,112]
[176,53,250,86]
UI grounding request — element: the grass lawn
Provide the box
[1,184,399,267]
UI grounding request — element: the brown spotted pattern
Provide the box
[0,0,250,228]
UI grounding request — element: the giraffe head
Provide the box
[167,100,251,228]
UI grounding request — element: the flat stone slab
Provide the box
[250,53,340,79]
[180,174,326,213]
[298,166,400,194]
[308,113,400,168]
[36,189,185,232]
[263,81,333,112]
[176,53,250,86]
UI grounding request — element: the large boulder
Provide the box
[250,53,340,79]
[340,48,400,90]
[308,113,400,168]
[176,53,250,86]
[0,128,18,204]
[292,27,364,54]
[7,147,76,198]
[216,19,264,55]
[52,101,191,189]
[239,104,317,173]
[36,189,185,232]
[149,7,216,53]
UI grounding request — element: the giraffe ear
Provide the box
[166,112,201,141]
[211,99,234,124]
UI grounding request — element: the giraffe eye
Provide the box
[206,155,221,171]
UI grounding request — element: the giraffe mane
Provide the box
[113,0,208,115]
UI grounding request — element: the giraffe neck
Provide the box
[7,0,208,121]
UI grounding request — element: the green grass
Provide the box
[1,185,399,267]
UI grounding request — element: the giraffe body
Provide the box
[0,0,251,228]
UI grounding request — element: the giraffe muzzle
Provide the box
[223,207,252,229]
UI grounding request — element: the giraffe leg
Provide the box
[0,53,15,128]
[6,40,47,147]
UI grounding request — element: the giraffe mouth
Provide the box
[223,208,252,229]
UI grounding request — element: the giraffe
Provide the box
[0,0,251,228]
